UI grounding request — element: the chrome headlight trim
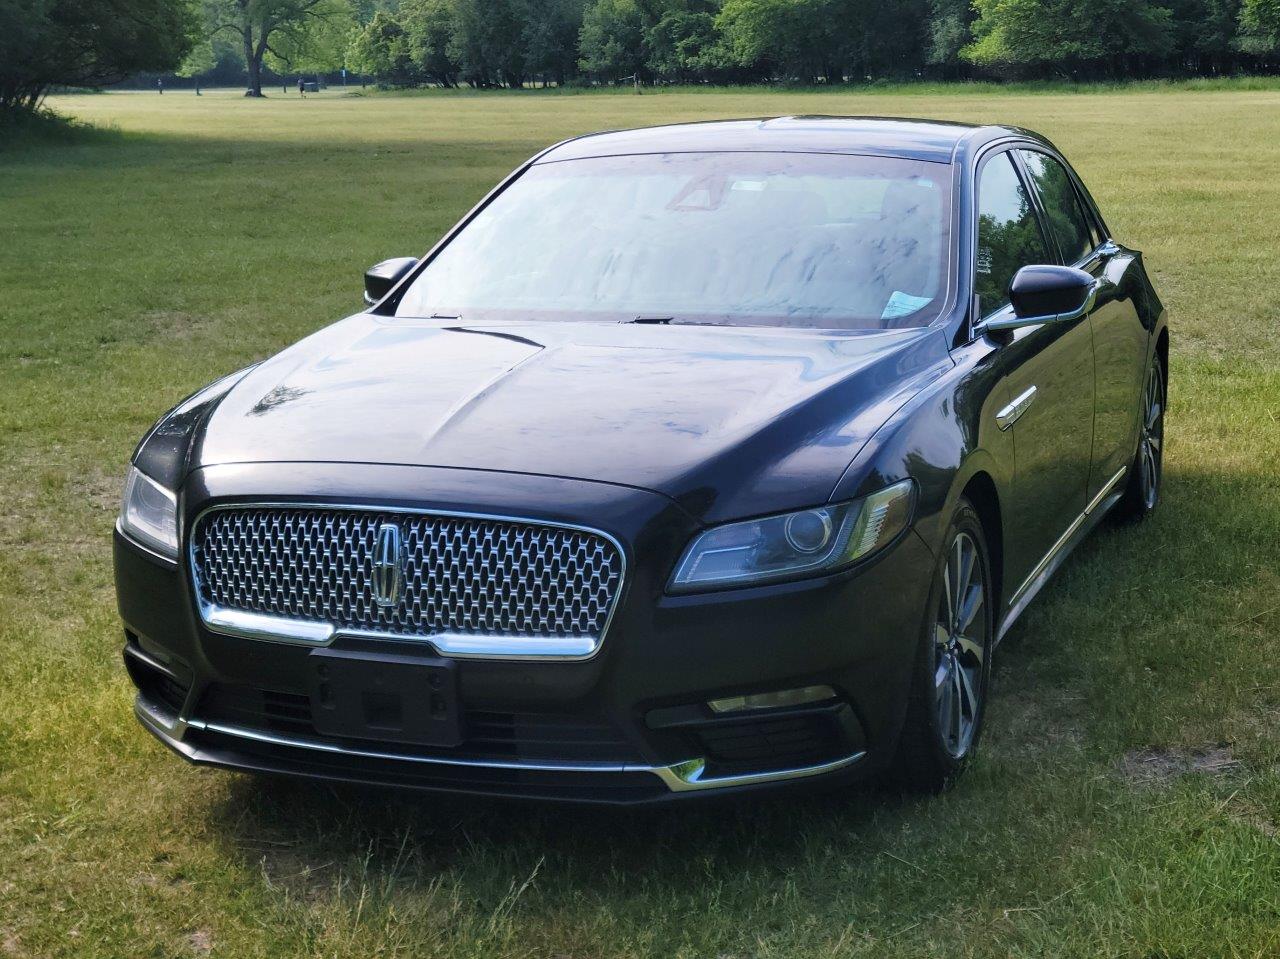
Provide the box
[667,479,916,593]
[118,466,179,561]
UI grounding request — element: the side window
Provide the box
[975,152,1050,316]
[1018,150,1095,264]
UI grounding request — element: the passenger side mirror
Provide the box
[982,265,1097,334]
[363,257,418,307]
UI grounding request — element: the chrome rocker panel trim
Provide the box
[187,501,628,662]
[134,693,865,795]
[997,465,1128,644]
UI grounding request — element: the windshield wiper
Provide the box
[626,315,675,325]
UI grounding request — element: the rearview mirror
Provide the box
[363,257,418,306]
[982,265,1097,334]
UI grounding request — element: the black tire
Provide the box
[890,499,995,793]
[1113,354,1165,523]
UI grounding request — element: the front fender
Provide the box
[830,336,1014,570]
[132,366,257,489]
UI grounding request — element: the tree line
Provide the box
[340,0,1280,88]
[1,0,196,117]
[9,0,1280,123]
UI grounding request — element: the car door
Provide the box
[973,149,1095,600]
[1018,148,1149,501]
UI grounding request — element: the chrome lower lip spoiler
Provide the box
[135,694,864,794]
[652,752,865,791]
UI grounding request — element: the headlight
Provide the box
[668,479,915,592]
[119,466,179,560]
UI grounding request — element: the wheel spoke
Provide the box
[950,537,966,626]
[959,583,984,633]
[950,662,964,744]
[934,530,991,758]
[941,562,954,632]
[955,634,984,664]
[955,539,974,613]
[937,663,954,741]
[957,662,979,720]
[1146,400,1162,431]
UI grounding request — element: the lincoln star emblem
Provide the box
[371,523,405,608]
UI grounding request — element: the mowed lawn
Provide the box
[2,85,1279,958]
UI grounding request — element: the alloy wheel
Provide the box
[1139,363,1164,510]
[934,532,987,759]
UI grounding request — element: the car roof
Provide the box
[537,116,1042,166]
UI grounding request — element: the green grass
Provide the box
[2,85,1279,958]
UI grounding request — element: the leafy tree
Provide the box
[400,0,460,85]
[716,0,850,83]
[1240,0,1280,53]
[925,0,972,72]
[199,0,354,96]
[1,0,196,116]
[178,37,220,79]
[964,0,1175,77]
[522,0,587,85]
[647,8,729,81]
[579,0,649,80]
[347,9,422,83]
[1164,0,1240,72]
[448,0,530,87]
[266,0,357,73]
[856,0,929,76]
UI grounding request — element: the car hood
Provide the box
[195,316,951,522]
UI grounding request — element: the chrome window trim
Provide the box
[966,137,1057,342]
[1008,147,1111,268]
[186,501,629,662]
[135,693,865,794]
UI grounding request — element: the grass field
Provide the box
[2,84,1279,958]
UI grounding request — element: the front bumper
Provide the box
[116,463,934,804]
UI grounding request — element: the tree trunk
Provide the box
[242,27,263,96]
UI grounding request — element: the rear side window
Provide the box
[1018,150,1095,264]
[975,152,1050,316]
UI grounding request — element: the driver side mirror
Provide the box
[981,265,1097,334]
[363,257,418,307]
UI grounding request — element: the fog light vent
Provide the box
[707,684,837,715]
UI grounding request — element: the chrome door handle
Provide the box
[996,385,1037,431]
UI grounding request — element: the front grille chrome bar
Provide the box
[189,503,626,661]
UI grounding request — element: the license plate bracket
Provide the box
[306,648,462,747]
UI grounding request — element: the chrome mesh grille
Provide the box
[191,507,624,642]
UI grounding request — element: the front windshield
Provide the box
[395,151,952,330]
